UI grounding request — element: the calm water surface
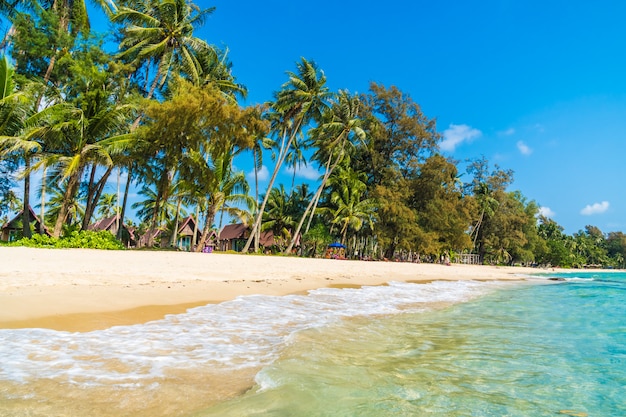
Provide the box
[1,272,624,416]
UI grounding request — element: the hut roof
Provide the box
[219,223,249,240]
[88,215,118,232]
[1,206,50,236]
[218,223,284,247]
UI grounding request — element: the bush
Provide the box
[9,230,125,250]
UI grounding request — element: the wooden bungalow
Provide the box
[88,214,136,247]
[136,216,215,251]
[165,215,213,251]
[217,223,285,252]
[1,206,50,242]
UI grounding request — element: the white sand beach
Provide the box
[0,246,541,330]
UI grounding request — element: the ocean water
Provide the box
[0,273,624,416]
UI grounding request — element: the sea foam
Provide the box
[0,280,509,387]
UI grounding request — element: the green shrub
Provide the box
[8,230,125,250]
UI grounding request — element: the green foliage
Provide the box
[301,223,332,257]
[8,230,125,250]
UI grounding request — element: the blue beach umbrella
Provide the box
[328,242,346,248]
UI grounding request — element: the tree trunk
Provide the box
[39,166,46,234]
[53,171,81,237]
[81,164,98,229]
[253,149,261,252]
[242,121,302,253]
[170,197,182,248]
[196,205,217,252]
[131,66,161,130]
[117,165,132,242]
[21,157,31,239]
[284,147,343,255]
[192,204,200,249]
[82,165,113,230]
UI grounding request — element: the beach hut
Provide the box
[1,206,50,242]
[88,214,135,247]
[218,223,278,252]
[163,216,207,251]
[136,216,210,251]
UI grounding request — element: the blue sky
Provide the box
[189,0,626,234]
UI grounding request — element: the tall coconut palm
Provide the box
[242,57,330,252]
[112,0,217,102]
[249,129,274,250]
[36,97,133,237]
[284,91,364,254]
[285,133,307,189]
[0,56,43,238]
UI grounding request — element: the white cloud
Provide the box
[580,201,609,216]
[284,164,320,181]
[517,140,532,156]
[440,124,482,152]
[246,165,269,182]
[499,127,516,136]
[538,206,555,218]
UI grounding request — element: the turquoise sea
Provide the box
[1,271,624,416]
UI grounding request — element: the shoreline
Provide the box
[1,246,549,330]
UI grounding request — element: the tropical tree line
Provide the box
[1,0,625,267]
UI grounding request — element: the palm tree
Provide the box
[242,57,331,252]
[248,129,274,250]
[470,181,499,252]
[184,146,255,252]
[284,133,307,189]
[196,47,247,101]
[37,96,133,237]
[131,183,178,227]
[327,183,377,247]
[0,56,41,238]
[284,91,364,254]
[42,178,85,228]
[96,192,118,218]
[112,0,218,102]
[261,184,299,251]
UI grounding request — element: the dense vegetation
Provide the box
[1,0,624,267]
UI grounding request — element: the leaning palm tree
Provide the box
[242,57,331,252]
[284,91,365,254]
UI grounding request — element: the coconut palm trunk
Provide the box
[21,157,31,238]
[284,148,341,254]
[53,168,82,237]
[242,122,301,253]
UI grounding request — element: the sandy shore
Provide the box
[0,247,542,330]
